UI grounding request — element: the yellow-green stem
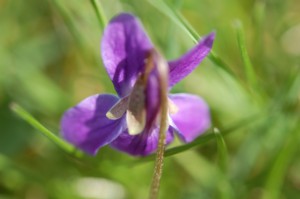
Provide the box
[90,0,107,30]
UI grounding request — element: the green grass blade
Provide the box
[214,128,228,173]
[148,0,235,76]
[10,103,83,157]
[148,0,197,43]
[137,114,259,163]
[51,0,87,56]
[163,114,257,158]
[253,0,266,63]
[234,20,258,89]
[262,120,299,199]
[90,0,107,30]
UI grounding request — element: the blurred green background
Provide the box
[1,0,300,198]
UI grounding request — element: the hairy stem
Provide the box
[149,51,169,199]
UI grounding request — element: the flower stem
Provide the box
[149,51,169,199]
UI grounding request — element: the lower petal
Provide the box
[110,127,174,156]
[60,94,126,155]
[169,94,211,142]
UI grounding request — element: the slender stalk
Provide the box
[136,113,260,164]
[90,0,107,30]
[51,0,86,53]
[214,128,228,173]
[149,51,169,199]
[234,20,257,89]
[148,0,235,76]
[262,119,299,199]
[10,103,83,157]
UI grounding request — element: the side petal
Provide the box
[60,94,126,155]
[168,32,215,87]
[169,94,211,142]
[101,13,154,97]
[110,127,174,156]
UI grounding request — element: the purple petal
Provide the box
[169,94,211,142]
[101,13,154,97]
[168,32,215,87]
[110,127,174,156]
[145,70,161,130]
[144,50,169,132]
[61,94,126,155]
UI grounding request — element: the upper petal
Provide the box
[168,32,215,87]
[110,127,174,156]
[145,50,169,132]
[101,13,154,97]
[145,69,161,130]
[60,94,126,155]
[169,94,211,142]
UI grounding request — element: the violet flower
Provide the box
[61,13,215,156]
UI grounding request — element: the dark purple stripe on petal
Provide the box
[101,13,154,97]
[168,32,215,87]
[145,69,161,130]
[144,50,168,132]
[110,127,174,156]
[168,94,211,142]
[60,94,126,155]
